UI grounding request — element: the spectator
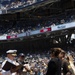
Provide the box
[1,49,21,75]
[17,53,31,75]
[46,48,62,75]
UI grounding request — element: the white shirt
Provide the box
[1,57,18,75]
[2,71,11,75]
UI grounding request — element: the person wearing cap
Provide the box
[17,53,25,65]
[17,53,31,75]
[1,50,19,75]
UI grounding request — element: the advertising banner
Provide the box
[52,22,75,31]
[7,35,17,39]
[40,27,51,33]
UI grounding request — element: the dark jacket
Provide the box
[62,59,74,75]
[62,59,70,75]
[46,57,61,75]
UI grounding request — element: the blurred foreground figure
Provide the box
[1,50,21,75]
[68,55,75,75]
[46,48,62,75]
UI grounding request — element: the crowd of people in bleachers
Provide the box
[0,11,74,36]
[0,0,44,10]
[0,0,75,37]
[0,14,74,36]
[0,47,75,75]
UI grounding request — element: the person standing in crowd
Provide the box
[59,50,74,75]
[67,55,75,75]
[17,53,25,65]
[59,51,71,75]
[46,48,62,75]
[17,53,31,75]
[1,49,21,75]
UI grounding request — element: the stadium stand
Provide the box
[0,1,75,75]
[0,47,75,75]
[0,0,46,10]
[0,0,74,45]
[0,14,74,35]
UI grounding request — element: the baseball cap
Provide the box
[19,53,25,57]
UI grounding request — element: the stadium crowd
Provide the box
[0,0,44,10]
[0,14,74,36]
[0,47,75,75]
